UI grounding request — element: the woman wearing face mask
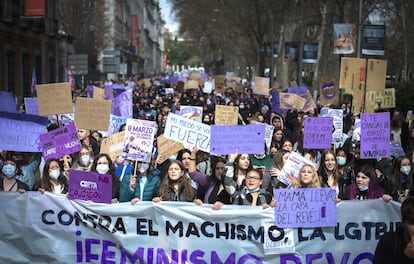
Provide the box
[72,145,93,172]
[32,158,68,195]
[347,165,386,200]
[91,154,120,201]
[119,157,161,203]
[0,158,29,192]
[383,156,414,203]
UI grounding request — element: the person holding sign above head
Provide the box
[72,145,93,172]
[32,158,68,195]
[0,157,29,192]
[295,164,321,189]
[373,197,414,263]
[223,150,253,202]
[347,165,387,201]
[119,157,161,204]
[230,168,274,209]
[152,160,196,202]
[90,154,120,202]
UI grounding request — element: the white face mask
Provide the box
[401,165,411,175]
[80,155,90,165]
[96,164,109,174]
[138,163,150,174]
[49,169,60,180]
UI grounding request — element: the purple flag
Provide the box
[31,67,37,94]
[68,169,113,204]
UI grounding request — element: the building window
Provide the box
[22,53,30,97]
[6,50,15,93]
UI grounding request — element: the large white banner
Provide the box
[0,192,401,263]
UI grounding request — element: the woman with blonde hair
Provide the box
[295,164,321,189]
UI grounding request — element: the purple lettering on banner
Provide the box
[274,188,337,228]
[68,169,112,204]
[40,122,81,159]
[24,97,39,115]
[0,111,48,152]
[360,112,390,159]
[303,117,333,149]
[210,124,265,155]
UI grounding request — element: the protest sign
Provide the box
[210,124,265,155]
[164,113,210,153]
[274,188,337,228]
[68,169,112,204]
[271,91,282,114]
[279,93,306,110]
[318,76,339,106]
[278,152,317,187]
[390,142,406,159]
[111,89,133,118]
[264,123,274,153]
[365,88,395,113]
[303,117,333,149]
[3,193,400,263]
[37,82,73,116]
[104,84,114,100]
[74,97,112,131]
[40,123,81,160]
[213,75,225,86]
[214,105,239,125]
[203,80,214,94]
[366,59,387,92]
[106,114,127,136]
[253,76,270,96]
[0,91,18,113]
[184,80,199,90]
[180,105,203,122]
[123,118,157,162]
[100,131,125,162]
[165,88,174,94]
[320,108,344,144]
[24,97,39,115]
[0,111,48,152]
[360,112,390,159]
[93,86,105,100]
[157,134,184,159]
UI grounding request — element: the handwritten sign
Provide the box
[74,97,112,131]
[184,80,199,90]
[253,76,270,96]
[0,91,18,113]
[360,112,390,159]
[320,108,343,144]
[157,134,184,159]
[39,123,81,160]
[274,188,337,228]
[0,111,48,152]
[100,131,125,162]
[210,124,265,155]
[214,105,239,125]
[164,113,210,153]
[37,82,73,116]
[203,80,214,94]
[24,97,39,115]
[93,86,105,100]
[111,89,133,118]
[264,123,274,153]
[123,118,157,162]
[303,117,333,149]
[68,169,112,204]
[180,105,203,123]
[279,93,306,110]
[365,88,395,113]
[106,114,127,136]
[278,152,317,188]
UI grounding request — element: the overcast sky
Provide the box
[159,0,179,32]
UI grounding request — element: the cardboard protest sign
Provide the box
[279,93,306,110]
[100,131,125,162]
[68,169,112,204]
[213,75,225,87]
[253,76,270,96]
[366,59,387,92]
[339,57,366,92]
[214,105,239,125]
[365,88,395,113]
[318,76,339,106]
[278,152,317,188]
[299,90,317,113]
[157,134,184,159]
[40,123,81,160]
[274,188,337,228]
[164,113,210,153]
[180,106,203,123]
[24,97,39,115]
[184,80,199,90]
[303,117,333,149]
[0,111,48,152]
[93,86,105,100]
[360,112,390,159]
[37,82,73,116]
[74,97,112,131]
[123,118,157,162]
[210,124,265,155]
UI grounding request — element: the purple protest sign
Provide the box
[68,169,112,204]
[111,89,133,117]
[0,91,18,113]
[271,91,281,114]
[24,97,39,115]
[360,112,390,159]
[123,118,157,162]
[104,84,114,100]
[210,124,265,155]
[303,117,333,149]
[39,123,81,159]
[274,188,337,228]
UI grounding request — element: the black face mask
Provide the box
[269,154,275,159]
